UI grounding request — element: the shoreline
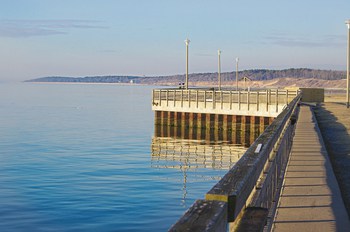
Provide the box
[24,81,150,86]
[23,81,348,90]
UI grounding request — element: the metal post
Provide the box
[220,91,223,109]
[346,21,350,108]
[218,50,221,91]
[236,57,239,91]
[257,91,260,111]
[166,90,169,106]
[185,39,190,90]
[181,90,183,107]
[266,89,269,112]
[159,90,162,106]
[276,89,279,113]
[213,90,216,109]
[247,90,250,111]
[238,91,241,110]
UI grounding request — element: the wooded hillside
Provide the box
[25,68,346,87]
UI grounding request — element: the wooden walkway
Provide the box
[272,105,350,232]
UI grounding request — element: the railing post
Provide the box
[181,90,183,107]
[229,91,232,110]
[276,89,279,113]
[204,90,207,108]
[159,90,162,106]
[257,91,260,111]
[286,90,289,105]
[213,91,216,109]
[196,90,199,108]
[266,89,269,112]
[221,91,223,109]
[247,90,250,111]
[238,91,241,110]
[188,90,191,108]
[174,90,176,107]
[166,90,169,107]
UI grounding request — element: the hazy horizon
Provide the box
[1,0,349,81]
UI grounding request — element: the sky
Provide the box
[0,0,349,81]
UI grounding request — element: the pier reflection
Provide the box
[151,122,266,205]
[151,137,246,170]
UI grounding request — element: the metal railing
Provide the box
[169,92,302,231]
[152,89,299,117]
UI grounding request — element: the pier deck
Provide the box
[272,105,350,231]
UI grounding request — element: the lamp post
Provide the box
[346,20,350,108]
[185,38,190,89]
[218,49,222,90]
[235,57,239,91]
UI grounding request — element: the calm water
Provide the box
[0,83,249,231]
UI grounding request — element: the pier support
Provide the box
[154,111,275,147]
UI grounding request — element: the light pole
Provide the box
[185,38,190,89]
[235,57,239,91]
[346,20,350,108]
[218,50,221,90]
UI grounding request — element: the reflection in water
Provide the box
[151,122,266,205]
[151,137,247,205]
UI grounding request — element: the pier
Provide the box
[272,105,350,231]
[152,89,299,119]
[151,88,349,231]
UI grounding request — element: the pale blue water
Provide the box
[0,83,245,231]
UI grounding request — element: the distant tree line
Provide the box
[25,76,141,83]
[25,68,346,84]
[147,68,346,83]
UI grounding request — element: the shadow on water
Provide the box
[150,122,268,204]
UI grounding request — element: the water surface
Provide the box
[0,83,251,231]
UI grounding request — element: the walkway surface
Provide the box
[272,105,350,232]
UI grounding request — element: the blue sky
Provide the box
[0,0,349,81]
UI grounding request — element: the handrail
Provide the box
[169,93,301,231]
[152,89,300,117]
[153,89,298,104]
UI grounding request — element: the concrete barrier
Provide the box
[168,93,301,231]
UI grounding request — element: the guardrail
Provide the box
[169,92,301,231]
[152,89,299,117]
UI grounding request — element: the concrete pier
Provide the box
[154,111,273,132]
[272,105,350,231]
[154,121,267,146]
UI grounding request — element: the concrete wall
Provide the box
[154,112,272,146]
[153,101,286,118]
[285,87,324,102]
